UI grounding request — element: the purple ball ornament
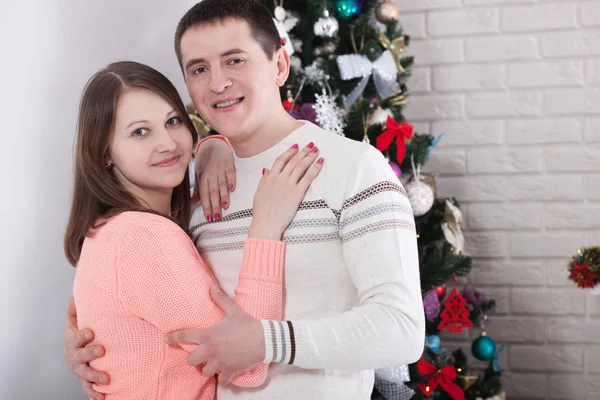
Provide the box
[389,161,402,179]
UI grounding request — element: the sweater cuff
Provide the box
[260,320,296,365]
[194,135,232,157]
[240,239,285,281]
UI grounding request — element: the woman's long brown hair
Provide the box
[64,61,198,266]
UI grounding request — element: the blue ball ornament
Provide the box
[425,335,441,353]
[334,0,362,21]
[472,334,496,361]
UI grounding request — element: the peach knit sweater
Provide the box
[73,211,285,399]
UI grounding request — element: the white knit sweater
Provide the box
[189,122,425,400]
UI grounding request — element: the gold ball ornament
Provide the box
[375,0,400,23]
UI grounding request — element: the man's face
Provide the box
[180,18,285,141]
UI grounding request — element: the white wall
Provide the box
[394,0,600,399]
[0,1,196,398]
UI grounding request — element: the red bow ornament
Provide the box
[376,116,413,164]
[417,359,464,400]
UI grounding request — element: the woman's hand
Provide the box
[194,137,236,222]
[248,142,324,240]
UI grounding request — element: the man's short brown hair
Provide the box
[175,0,282,72]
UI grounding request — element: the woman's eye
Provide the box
[132,128,149,137]
[166,117,181,127]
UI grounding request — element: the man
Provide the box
[65,1,424,399]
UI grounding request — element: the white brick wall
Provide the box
[395,0,600,398]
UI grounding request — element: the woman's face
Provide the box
[108,89,193,199]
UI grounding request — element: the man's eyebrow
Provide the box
[185,49,247,71]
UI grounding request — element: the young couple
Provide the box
[64,1,425,399]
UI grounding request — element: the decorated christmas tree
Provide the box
[190,1,505,399]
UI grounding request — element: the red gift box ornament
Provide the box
[417,359,464,400]
[376,116,413,164]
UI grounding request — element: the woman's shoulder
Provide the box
[107,211,186,239]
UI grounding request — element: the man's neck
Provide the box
[228,110,304,158]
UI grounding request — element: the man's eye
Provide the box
[192,67,207,75]
[166,117,181,127]
[132,128,149,137]
[228,58,244,65]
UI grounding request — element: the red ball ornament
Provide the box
[435,284,447,299]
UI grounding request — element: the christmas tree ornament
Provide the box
[423,289,441,321]
[438,288,473,333]
[376,116,413,164]
[375,0,400,23]
[313,89,346,136]
[374,364,415,400]
[290,103,317,124]
[334,0,362,21]
[313,9,339,38]
[426,133,444,157]
[472,333,497,361]
[568,246,600,289]
[388,161,402,179]
[272,1,298,56]
[337,50,400,106]
[435,284,447,298]
[442,199,466,255]
[368,106,393,126]
[425,334,441,352]
[416,359,465,400]
[405,179,434,217]
[379,33,407,73]
[476,392,506,400]
[282,90,299,111]
[492,344,505,372]
[462,284,486,307]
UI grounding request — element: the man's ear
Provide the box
[274,48,291,87]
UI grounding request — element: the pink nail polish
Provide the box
[222,201,228,208]
[307,142,315,149]
[312,146,319,153]
[215,213,221,220]
[262,168,266,175]
[228,184,235,192]
[206,215,213,223]
[317,157,324,164]
[291,143,299,149]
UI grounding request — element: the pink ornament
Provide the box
[389,161,402,179]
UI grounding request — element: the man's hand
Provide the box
[194,138,236,222]
[64,297,109,400]
[165,286,265,385]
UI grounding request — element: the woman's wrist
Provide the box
[247,223,282,241]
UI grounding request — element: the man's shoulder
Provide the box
[301,123,378,171]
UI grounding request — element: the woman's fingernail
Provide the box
[222,201,228,208]
[207,215,213,223]
[93,347,100,356]
[228,184,235,192]
[307,142,314,149]
[215,213,221,220]
[312,146,319,153]
[85,331,92,340]
[317,157,324,164]
[98,376,105,384]
[262,168,266,175]
[291,143,299,150]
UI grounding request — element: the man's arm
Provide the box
[262,147,425,369]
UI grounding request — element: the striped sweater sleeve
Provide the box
[260,146,425,369]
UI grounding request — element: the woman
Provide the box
[64,61,323,399]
